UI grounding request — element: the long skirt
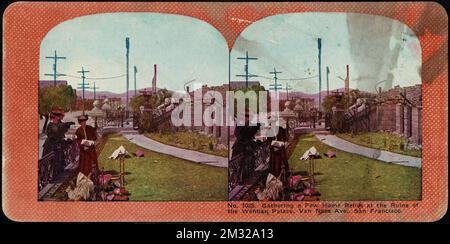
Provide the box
[78,146,99,178]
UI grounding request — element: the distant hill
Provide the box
[77,86,375,106]
[77,87,162,100]
[278,88,355,105]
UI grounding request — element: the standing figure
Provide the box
[43,106,74,174]
[75,115,99,179]
[231,112,262,186]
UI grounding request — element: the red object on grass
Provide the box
[134,150,144,157]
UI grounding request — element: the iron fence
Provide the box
[38,139,79,192]
[228,140,271,192]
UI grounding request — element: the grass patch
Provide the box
[336,132,421,157]
[98,133,227,201]
[288,134,421,201]
[144,131,228,157]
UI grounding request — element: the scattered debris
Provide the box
[288,175,302,189]
[66,172,95,201]
[290,193,305,201]
[271,140,287,148]
[98,173,112,186]
[255,173,283,201]
[303,196,320,201]
[98,175,130,201]
[108,145,129,159]
[134,149,145,157]
[324,150,336,158]
[300,146,320,160]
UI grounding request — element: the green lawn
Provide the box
[288,134,421,201]
[97,133,228,201]
[336,132,421,157]
[144,131,228,157]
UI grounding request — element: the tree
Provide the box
[38,85,76,133]
[322,95,340,113]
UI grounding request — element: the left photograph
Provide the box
[38,13,229,201]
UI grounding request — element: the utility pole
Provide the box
[317,38,322,110]
[134,66,137,97]
[285,81,293,101]
[326,66,330,96]
[236,51,258,88]
[92,82,100,101]
[269,67,282,100]
[125,37,130,117]
[152,64,157,93]
[45,50,66,87]
[77,67,90,113]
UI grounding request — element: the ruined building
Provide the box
[375,84,422,145]
[347,84,422,146]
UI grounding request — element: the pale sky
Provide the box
[40,13,229,94]
[40,12,421,94]
[231,13,421,93]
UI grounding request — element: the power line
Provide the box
[252,73,318,81]
[59,73,125,80]
[279,75,319,81]
[87,74,126,80]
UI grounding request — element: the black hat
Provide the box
[50,106,63,115]
[50,106,64,119]
[77,114,89,122]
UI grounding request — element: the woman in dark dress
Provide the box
[43,107,74,175]
[75,114,99,178]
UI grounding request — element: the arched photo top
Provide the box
[231,12,421,94]
[40,12,229,93]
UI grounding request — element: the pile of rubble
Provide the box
[253,172,320,201]
[252,146,338,201]
[64,171,130,201]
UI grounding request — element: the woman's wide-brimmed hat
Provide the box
[50,106,64,118]
[77,114,89,122]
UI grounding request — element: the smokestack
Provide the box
[345,65,350,95]
[152,64,157,93]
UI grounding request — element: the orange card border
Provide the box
[2,1,448,222]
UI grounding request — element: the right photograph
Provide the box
[228,13,422,201]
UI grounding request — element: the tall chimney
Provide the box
[152,64,157,93]
[345,65,349,95]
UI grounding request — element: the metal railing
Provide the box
[228,140,271,194]
[38,151,56,192]
[134,105,178,133]
[152,108,174,127]
[344,103,377,132]
[38,139,79,192]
